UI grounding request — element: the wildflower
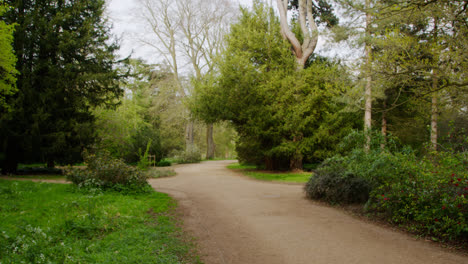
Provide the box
[442,206,446,210]
[458,178,462,182]
[384,198,389,201]
[458,204,462,208]
[451,173,455,177]
[435,218,439,222]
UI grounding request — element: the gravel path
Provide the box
[148,160,467,264]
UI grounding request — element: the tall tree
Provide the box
[0,3,18,113]
[368,0,468,151]
[277,0,338,169]
[192,2,357,170]
[138,0,235,158]
[0,0,123,173]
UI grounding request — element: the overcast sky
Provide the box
[106,0,254,63]
[106,0,356,66]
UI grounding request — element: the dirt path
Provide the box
[148,160,467,264]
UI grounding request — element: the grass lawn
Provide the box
[227,163,312,183]
[4,174,66,180]
[0,180,201,263]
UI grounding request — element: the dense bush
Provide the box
[306,130,468,241]
[156,160,172,167]
[66,151,150,193]
[305,157,371,204]
[369,151,468,240]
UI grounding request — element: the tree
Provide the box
[276,0,338,169]
[0,3,18,113]
[367,0,468,151]
[0,0,123,173]
[138,0,236,158]
[193,2,357,170]
[277,0,338,68]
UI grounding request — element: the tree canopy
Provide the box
[0,0,123,173]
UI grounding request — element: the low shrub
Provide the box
[305,157,371,204]
[368,151,468,241]
[308,130,468,241]
[174,145,201,164]
[156,160,172,167]
[66,151,150,193]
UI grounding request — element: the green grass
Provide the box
[0,180,201,263]
[3,174,66,180]
[146,168,177,178]
[226,163,257,170]
[227,163,312,183]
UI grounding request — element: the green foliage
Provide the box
[137,139,152,171]
[0,3,18,113]
[156,160,172,167]
[192,2,358,170]
[0,180,201,263]
[245,171,311,183]
[1,0,123,173]
[308,130,468,241]
[66,151,150,193]
[304,156,371,204]
[226,163,257,170]
[227,162,310,183]
[174,145,202,164]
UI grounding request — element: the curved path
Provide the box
[148,160,467,264]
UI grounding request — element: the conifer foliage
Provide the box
[0,0,123,173]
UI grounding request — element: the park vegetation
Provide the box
[1,0,467,248]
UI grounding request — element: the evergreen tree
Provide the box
[193,2,358,170]
[0,3,18,113]
[0,0,123,173]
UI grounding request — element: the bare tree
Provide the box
[176,0,236,158]
[138,0,235,156]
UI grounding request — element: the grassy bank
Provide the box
[227,163,311,183]
[0,180,201,263]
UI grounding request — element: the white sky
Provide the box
[106,0,358,66]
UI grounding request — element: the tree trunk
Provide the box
[289,135,303,171]
[185,121,194,150]
[381,101,387,150]
[431,75,438,152]
[364,0,372,152]
[206,123,215,159]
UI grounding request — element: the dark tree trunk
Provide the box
[289,135,303,171]
[2,139,19,174]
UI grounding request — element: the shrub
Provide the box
[156,160,172,167]
[309,130,468,241]
[368,151,468,241]
[175,145,201,164]
[66,151,150,193]
[305,157,371,204]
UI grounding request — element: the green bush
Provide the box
[308,130,468,241]
[175,145,201,164]
[304,156,371,204]
[156,160,172,167]
[368,151,468,240]
[66,151,150,193]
